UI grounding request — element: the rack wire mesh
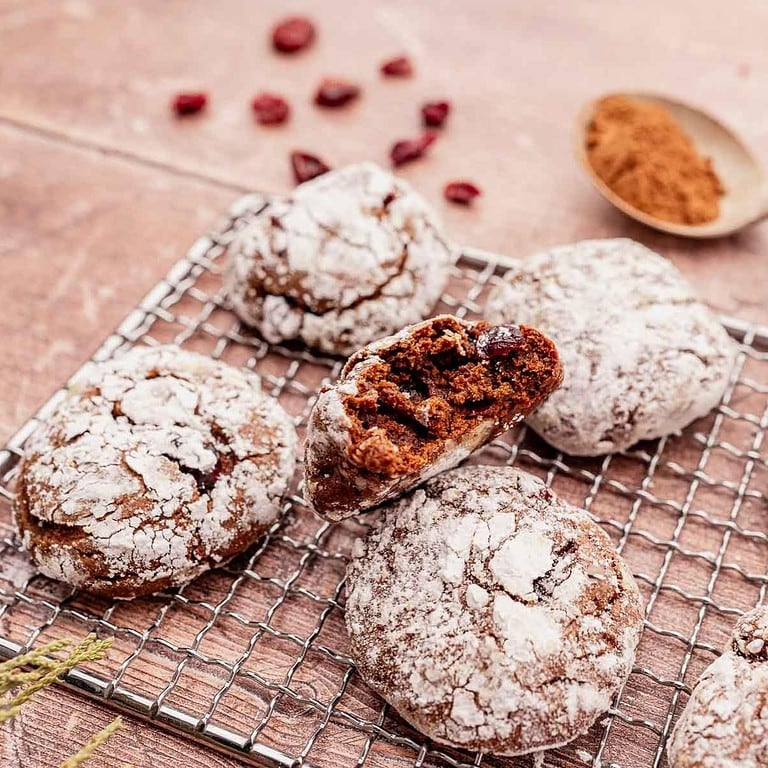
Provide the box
[1,197,767,768]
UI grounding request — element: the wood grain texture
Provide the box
[0,122,232,443]
[2,0,768,766]
[0,685,246,767]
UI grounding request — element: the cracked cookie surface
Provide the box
[485,238,736,456]
[224,162,453,356]
[668,606,768,767]
[345,465,644,756]
[14,345,297,598]
[304,315,562,521]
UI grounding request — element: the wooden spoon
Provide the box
[575,92,768,238]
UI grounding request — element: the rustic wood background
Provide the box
[2,1,768,766]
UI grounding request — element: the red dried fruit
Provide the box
[291,151,331,184]
[314,78,361,108]
[172,92,208,116]
[422,100,451,128]
[251,93,290,125]
[272,16,316,53]
[476,325,524,359]
[444,180,482,205]
[381,55,414,77]
[390,132,437,167]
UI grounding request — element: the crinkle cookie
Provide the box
[668,606,768,767]
[224,161,453,356]
[345,466,644,756]
[14,345,296,598]
[304,315,562,520]
[485,238,736,456]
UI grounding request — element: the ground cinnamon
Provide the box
[586,95,724,225]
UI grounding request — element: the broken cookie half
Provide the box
[304,315,563,521]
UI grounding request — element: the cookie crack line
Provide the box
[345,466,644,756]
[253,198,424,318]
[14,345,298,599]
[248,175,415,315]
[247,237,414,322]
[302,201,393,253]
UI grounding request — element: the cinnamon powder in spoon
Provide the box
[586,95,724,225]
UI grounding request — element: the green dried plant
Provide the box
[0,633,123,767]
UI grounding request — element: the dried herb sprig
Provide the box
[0,633,122,767]
[59,715,124,768]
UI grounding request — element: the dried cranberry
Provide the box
[172,92,208,116]
[390,131,437,167]
[422,100,451,127]
[251,93,290,125]
[444,181,482,205]
[380,55,414,77]
[314,78,361,108]
[272,16,316,53]
[476,325,525,359]
[291,151,331,184]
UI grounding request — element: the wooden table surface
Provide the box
[1,1,768,765]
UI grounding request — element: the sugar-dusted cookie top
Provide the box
[486,238,735,455]
[669,605,768,767]
[345,465,644,755]
[225,162,454,355]
[15,345,297,598]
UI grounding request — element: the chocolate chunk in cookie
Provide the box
[304,315,562,520]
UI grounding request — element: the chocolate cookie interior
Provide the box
[342,316,562,477]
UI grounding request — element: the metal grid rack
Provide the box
[0,198,767,768]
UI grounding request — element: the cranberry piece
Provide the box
[291,151,331,184]
[444,180,482,205]
[272,16,316,53]
[314,78,361,108]
[251,93,290,125]
[381,55,414,77]
[390,131,437,167]
[172,92,208,116]
[476,325,526,359]
[422,100,451,127]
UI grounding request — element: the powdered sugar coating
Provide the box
[668,606,768,767]
[14,345,297,598]
[485,239,736,455]
[345,466,644,756]
[224,162,453,355]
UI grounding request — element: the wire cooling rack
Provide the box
[1,197,767,768]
